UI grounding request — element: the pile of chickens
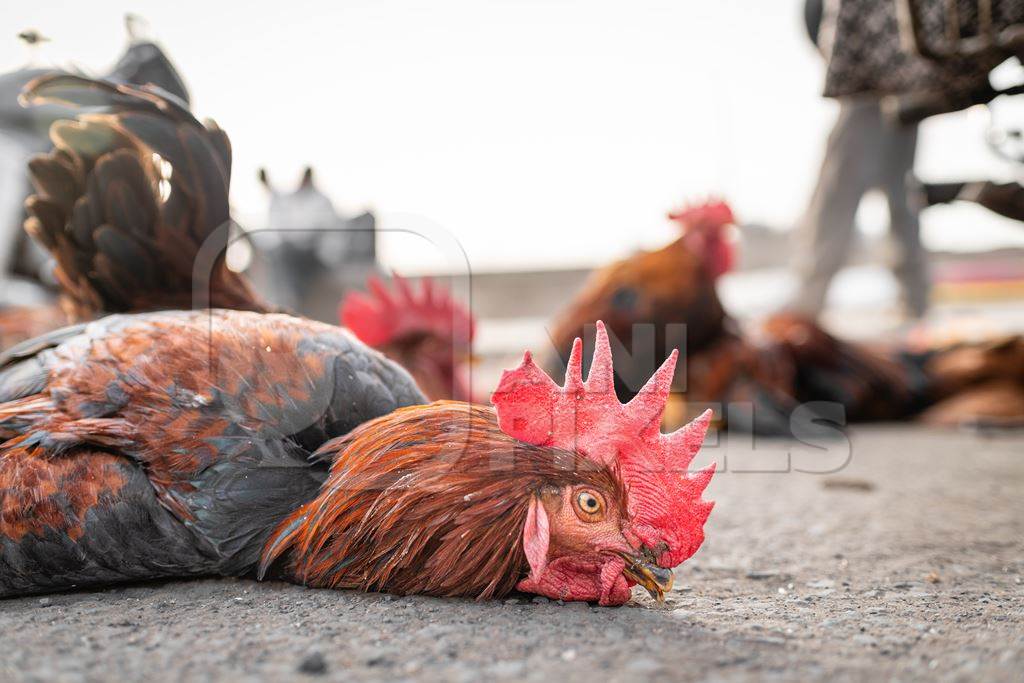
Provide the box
[544,200,1024,434]
[0,75,714,604]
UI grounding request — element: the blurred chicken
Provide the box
[548,199,1024,433]
[0,306,65,350]
[547,200,732,394]
[1,20,195,350]
[340,275,475,401]
[918,335,1024,427]
[0,75,715,603]
[0,72,265,351]
[20,75,266,319]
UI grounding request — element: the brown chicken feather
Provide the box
[18,74,268,322]
[0,441,126,542]
[261,402,627,600]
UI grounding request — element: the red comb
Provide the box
[340,274,475,348]
[491,321,715,568]
[667,198,734,229]
[667,197,736,279]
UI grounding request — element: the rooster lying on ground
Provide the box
[0,314,711,603]
[341,275,475,402]
[0,75,714,603]
[548,199,1024,433]
[262,324,713,603]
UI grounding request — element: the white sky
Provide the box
[3,0,1024,273]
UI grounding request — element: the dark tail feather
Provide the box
[20,74,268,319]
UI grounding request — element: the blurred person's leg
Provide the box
[881,122,928,318]
[790,98,879,315]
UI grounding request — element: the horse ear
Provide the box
[124,13,152,44]
[299,166,315,189]
[257,167,271,190]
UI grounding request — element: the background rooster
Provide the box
[0,75,714,604]
[341,275,475,402]
[546,200,731,397]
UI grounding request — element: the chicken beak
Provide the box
[617,551,674,601]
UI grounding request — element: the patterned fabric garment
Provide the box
[820,0,1024,98]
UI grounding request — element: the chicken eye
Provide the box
[573,490,606,521]
[610,286,638,312]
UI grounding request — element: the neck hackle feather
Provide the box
[259,402,624,600]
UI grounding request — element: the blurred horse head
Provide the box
[254,166,377,319]
[258,167,342,251]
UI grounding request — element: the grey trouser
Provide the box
[791,97,928,317]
